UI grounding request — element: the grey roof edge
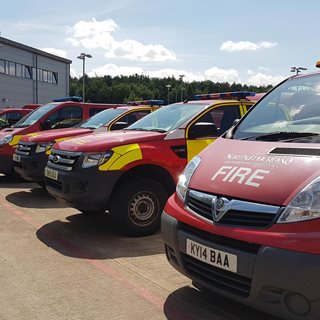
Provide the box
[0,36,72,64]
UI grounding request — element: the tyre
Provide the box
[110,177,168,236]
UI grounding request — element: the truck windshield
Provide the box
[78,108,126,129]
[233,73,320,141]
[126,103,205,132]
[13,103,58,128]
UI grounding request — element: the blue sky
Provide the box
[1,0,319,86]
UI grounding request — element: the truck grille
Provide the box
[47,148,82,171]
[186,189,281,228]
[15,141,36,156]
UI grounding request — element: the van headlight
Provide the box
[0,134,13,145]
[278,177,320,223]
[81,151,114,168]
[36,142,54,153]
[176,156,201,202]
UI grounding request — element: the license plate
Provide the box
[186,239,237,273]
[44,167,58,180]
[13,154,21,162]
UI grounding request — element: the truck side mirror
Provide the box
[41,120,52,130]
[188,122,218,139]
[111,121,129,130]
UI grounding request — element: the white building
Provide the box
[0,36,71,108]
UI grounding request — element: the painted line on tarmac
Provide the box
[1,200,195,320]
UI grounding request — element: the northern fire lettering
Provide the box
[211,166,270,187]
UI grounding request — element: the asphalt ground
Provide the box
[0,174,280,320]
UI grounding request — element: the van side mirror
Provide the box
[225,118,240,139]
[41,120,52,130]
[188,122,218,139]
[111,121,129,130]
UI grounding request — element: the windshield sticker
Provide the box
[211,166,270,188]
[226,153,293,166]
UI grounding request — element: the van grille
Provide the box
[186,189,281,228]
[47,149,82,171]
[182,253,252,297]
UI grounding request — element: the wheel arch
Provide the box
[108,164,176,207]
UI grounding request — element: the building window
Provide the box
[0,60,5,74]
[25,66,33,79]
[52,72,58,84]
[8,61,15,76]
[16,64,22,77]
[0,59,59,84]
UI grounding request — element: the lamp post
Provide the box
[290,66,307,75]
[179,74,185,101]
[166,84,171,104]
[77,53,92,102]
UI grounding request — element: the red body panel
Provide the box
[19,128,93,143]
[54,130,168,153]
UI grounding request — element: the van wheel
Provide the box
[110,177,168,237]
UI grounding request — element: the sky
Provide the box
[1,0,320,86]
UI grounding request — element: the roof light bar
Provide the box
[126,99,165,106]
[194,91,256,100]
[52,96,83,102]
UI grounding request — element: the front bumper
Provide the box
[13,153,47,182]
[161,211,320,320]
[44,167,122,212]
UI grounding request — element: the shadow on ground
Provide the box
[36,212,164,259]
[0,174,37,189]
[164,286,280,320]
[5,186,66,208]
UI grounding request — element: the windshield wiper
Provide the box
[242,131,319,141]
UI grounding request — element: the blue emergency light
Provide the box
[52,96,83,102]
[127,99,166,106]
[194,91,256,100]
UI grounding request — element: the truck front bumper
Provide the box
[161,210,320,320]
[13,153,47,182]
[44,167,122,212]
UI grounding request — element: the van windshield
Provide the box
[13,103,58,128]
[234,73,320,141]
[126,103,205,132]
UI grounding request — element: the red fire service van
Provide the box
[0,97,121,175]
[44,92,259,236]
[13,101,163,184]
[161,71,320,320]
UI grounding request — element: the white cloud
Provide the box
[246,72,286,86]
[220,40,277,52]
[204,67,240,83]
[66,18,176,62]
[87,64,144,77]
[41,47,67,58]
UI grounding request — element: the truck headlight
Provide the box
[0,134,13,145]
[278,177,320,223]
[36,142,54,153]
[81,151,114,168]
[176,156,201,202]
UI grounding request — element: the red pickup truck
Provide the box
[0,100,121,175]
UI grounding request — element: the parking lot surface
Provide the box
[0,175,280,320]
